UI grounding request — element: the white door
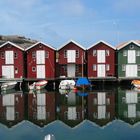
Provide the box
[98,105,106,119]
[36,50,45,64]
[37,106,46,120]
[126,91,138,104]
[97,50,105,63]
[128,104,136,118]
[97,64,105,77]
[128,50,136,63]
[5,51,14,64]
[126,65,137,77]
[37,94,46,105]
[37,65,45,78]
[97,92,106,105]
[67,50,76,63]
[6,106,15,121]
[68,107,76,120]
[67,64,75,77]
[2,65,14,78]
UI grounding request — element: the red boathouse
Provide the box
[25,42,56,80]
[0,41,24,79]
[87,40,116,79]
[56,40,86,78]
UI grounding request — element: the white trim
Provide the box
[0,41,24,51]
[25,41,56,51]
[87,40,116,50]
[58,40,86,50]
[117,40,140,50]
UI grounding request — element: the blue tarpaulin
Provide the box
[76,77,90,86]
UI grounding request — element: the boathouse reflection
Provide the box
[0,90,24,127]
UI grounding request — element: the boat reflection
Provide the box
[0,90,24,127]
[28,90,55,127]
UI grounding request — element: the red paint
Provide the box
[0,43,24,78]
[57,42,85,77]
[26,43,55,79]
[87,42,116,78]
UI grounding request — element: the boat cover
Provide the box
[76,77,90,86]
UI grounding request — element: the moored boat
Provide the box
[29,80,48,90]
[59,80,75,90]
[131,80,140,89]
[1,81,17,91]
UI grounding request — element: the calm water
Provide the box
[0,86,140,140]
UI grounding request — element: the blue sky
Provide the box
[0,0,140,48]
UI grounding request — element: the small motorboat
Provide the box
[29,80,48,90]
[131,80,140,89]
[59,80,75,90]
[44,134,55,140]
[1,81,17,91]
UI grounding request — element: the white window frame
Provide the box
[32,51,36,58]
[93,50,97,56]
[15,67,18,74]
[138,65,140,71]
[106,64,110,71]
[136,51,140,56]
[62,65,67,72]
[106,50,110,56]
[45,51,49,58]
[122,64,126,71]
[76,50,79,58]
[1,52,4,59]
[14,52,18,59]
[93,64,97,71]
[64,50,67,58]
[76,65,79,72]
[123,50,127,56]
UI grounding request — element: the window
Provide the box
[93,64,96,71]
[106,64,110,71]
[32,67,36,72]
[64,50,67,58]
[62,65,67,72]
[15,67,18,74]
[39,44,42,48]
[136,51,140,56]
[129,44,134,49]
[123,50,127,56]
[138,65,140,71]
[93,98,97,105]
[122,65,126,71]
[1,52,4,59]
[45,51,49,58]
[93,50,97,56]
[76,65,79,72]
[14,52,18,59]
[32,51,36,58]
[76,50,79,58]
[106,50,110,56]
